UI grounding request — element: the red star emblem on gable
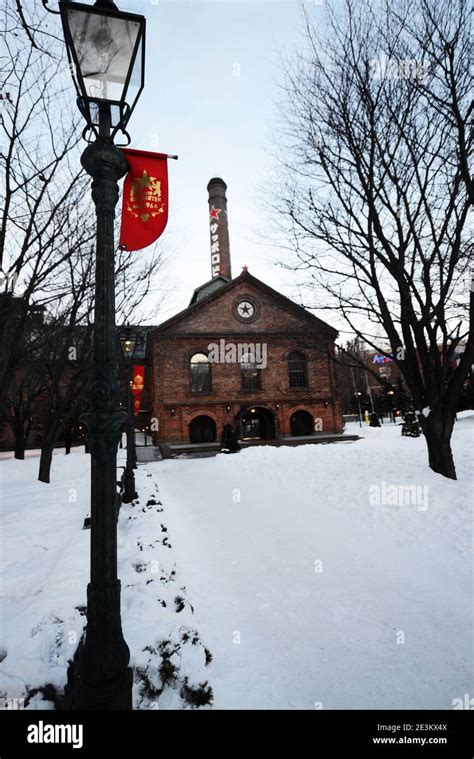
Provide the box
[210,206,221,220]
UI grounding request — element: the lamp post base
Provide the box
[75,668,133,711]
[64,644,133,711]
[64,579,133,711]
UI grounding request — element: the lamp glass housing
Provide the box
[59,1,145,137]
[119,327,137,361]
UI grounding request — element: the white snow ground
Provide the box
[0,450,212,709]
[0,415,472,709]
[154,415,474,709]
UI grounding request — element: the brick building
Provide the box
[145,178,343,447]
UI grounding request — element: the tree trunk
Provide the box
[38,445,54,483]
[38,416,62,483]
[14,424,25,460]
[420,408,457,480]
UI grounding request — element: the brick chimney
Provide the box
[207,177,232,280]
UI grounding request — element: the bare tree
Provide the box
[273,0,472,478]
[35,237,168,484]
[1,1,171,474]
[0,0,94,409]
[335,339,372,415]
[3,365,45,459]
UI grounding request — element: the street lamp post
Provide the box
[59,0,146,710]
[119,326,138,503]
[387,389,396,422]
[353,391,363,428]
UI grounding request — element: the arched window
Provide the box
[288,351,308,388]
[241,351,261,390]
[190,353,212,393]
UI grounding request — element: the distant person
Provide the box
[221,424,240,454]
[369,412,381,428]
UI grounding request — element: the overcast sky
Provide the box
[118,0,324,322]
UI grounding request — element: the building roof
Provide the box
[153,270,338,339]
[189,275,230,305]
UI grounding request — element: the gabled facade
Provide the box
[148,268,343,446]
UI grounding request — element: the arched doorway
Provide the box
[239,406,276,440]
[290,410,313,436]
[189,415,216,443]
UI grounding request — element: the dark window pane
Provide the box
[241,353,262,390]
[241,368,261,390]
[288,351,308,387]
[190,353,212,393]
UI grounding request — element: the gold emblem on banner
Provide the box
[127,170,165,222]
[132,373,144,392]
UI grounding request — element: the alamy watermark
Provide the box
[207,339,267,369]
[452,693,474,710]
[27,720,83,749]
[369,54,429,83]
[0,696,24,710]
[369,480,429,511]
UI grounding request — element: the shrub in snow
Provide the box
[180,677,213,708]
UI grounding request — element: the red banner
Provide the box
[131,365,145,417]
[132,365,145,396]
[119,149,169,252]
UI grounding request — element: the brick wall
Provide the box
[148,277,343,443]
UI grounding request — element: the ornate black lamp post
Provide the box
[59,0,146,709]
[118,325,138,503]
